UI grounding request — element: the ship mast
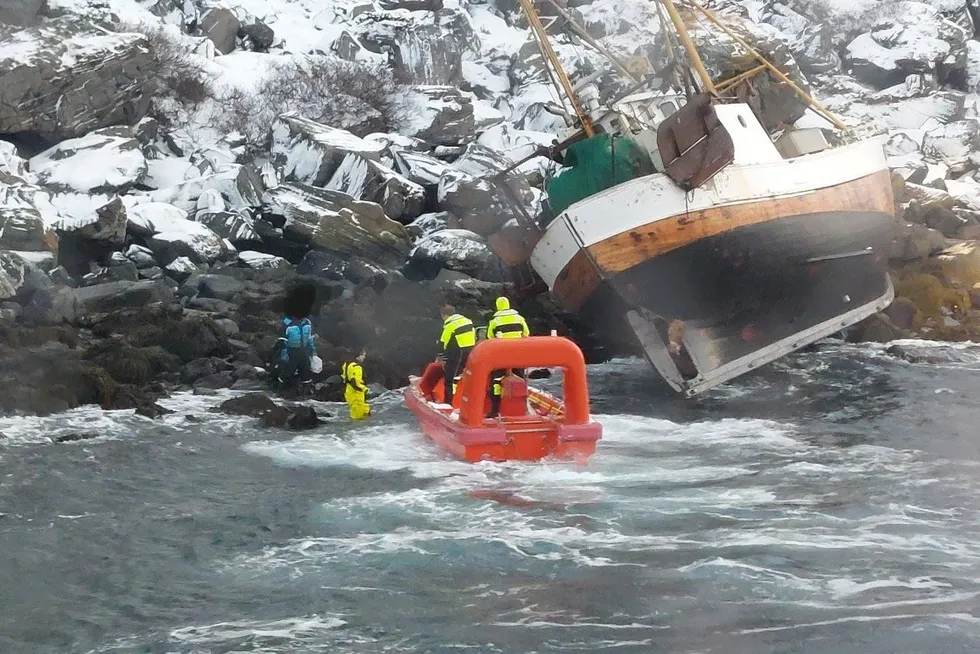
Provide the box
[515,0,596,137]
[657,0,717,96]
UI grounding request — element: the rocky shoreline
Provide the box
[5,0,980,417]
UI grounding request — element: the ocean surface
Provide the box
[2,339,980,653]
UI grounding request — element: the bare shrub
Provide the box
[118,22,216,126]
[218,56,407,147]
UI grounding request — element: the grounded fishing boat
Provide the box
[404,336,602,463]
[490,0,897,396]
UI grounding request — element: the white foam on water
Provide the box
[167,614,348,650]
[0,405,140,446]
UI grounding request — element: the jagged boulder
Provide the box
[690,16,810,130]
[760,3,841,75]
[0,207,47,251]
[404,86,484,146]
[73,280,175,318]
[0,251,30,300]
[54,197,129,275]
[0,0,44,26]
[238,251,289,269]
[261,183,412,265]
[196,210,262,244]
[437,144,533,236]
[922,120,980,170]
[407,228,503,280]
[0,21,155,141]
[126,200,229,265]
[270,114,386,187]
[356,8,476,85]
[844,2,969,89]
[200,7,240,55]
[326,153,426,224]
[29,126,147,194]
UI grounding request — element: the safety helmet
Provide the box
[495,296,510,311]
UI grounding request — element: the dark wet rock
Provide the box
[74,280,175,319]
[188,297,237,314]
[193,371,236,389]
[215,392,279,417]
[260,404,290,428]
[849,313,909,343]
[198,274,246,301]
[527,368,552,380]
[130,314,230,363]
[164,257,197,283]
[135,402,173,419]
[214,318,240,335]
[0,21,155,141]
[21,285,77,325]
[287,405,322,430]
[884,296,918,330]
[180,356,232,385]
[124,244,158,269]
[239,15,275,51]
[55,432,99,443]
[200,7,241,55]
[83,341,181,385]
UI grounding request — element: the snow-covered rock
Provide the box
[326,153,426,223]
[237,250,289,269]
[123,199,228,264]
[54,196,128,249]
[261,183,412,264]
[165,256,198,282]
[270,114,386,187]
[437,143,534,236]
[403,86,486,146]
[760,3,841,75]
[30,126,148,194]
[408,211,450,239]
[922,120,980,170]
[844,2,969,89]
[124,244,158,269]
[0,20,154,140]
[0,251,31,300]
[149,164,265,212]
[196,210,262,244]
[0,141,29,182]
[390,149,452,188]
[408,228,501,280]
[356,7,477,85]
[147,218,230,265]
[0,207,47,251]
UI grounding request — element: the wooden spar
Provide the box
[715,64,766,92]
[516,0,595,136]
[658,0,717,95]
[682,0,849,131]
[539,0,639,85]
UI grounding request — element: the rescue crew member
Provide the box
[439,304,476,405]
[487,296,530,416]
[272,282,318,393]
[341,350,371,420]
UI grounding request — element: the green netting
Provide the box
[545,133,656,216]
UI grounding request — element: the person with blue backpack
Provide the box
[271,282,321,391]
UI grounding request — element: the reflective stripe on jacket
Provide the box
[439,314,476,351]
[487,309,529,340]
[341,361,367,392]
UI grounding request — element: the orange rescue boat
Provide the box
[404,336,602,463]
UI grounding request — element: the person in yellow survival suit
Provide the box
[438,304,476,405]
[341,350,371,420]
[487,296,530,416]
